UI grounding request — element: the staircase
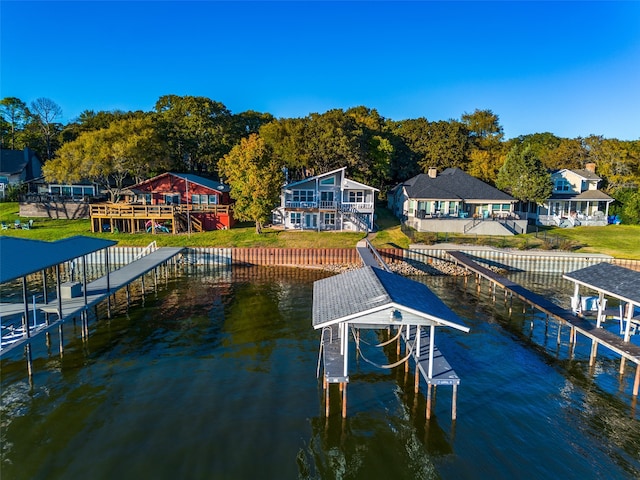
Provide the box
[340,205,371,232]
[175,212,203,233]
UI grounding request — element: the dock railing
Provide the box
[134,241,158,260]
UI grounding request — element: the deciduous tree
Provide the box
[30,97,63,159]
[154,95,233,173]
[44,117,167,201]
[218,134,284,234]
[0,97,28,149]
[496,145,552,204]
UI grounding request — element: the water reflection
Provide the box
[0,267,638,480]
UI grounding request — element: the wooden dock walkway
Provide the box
[447,251,640,395]
[0,247,184,357]
[356,239,391,271]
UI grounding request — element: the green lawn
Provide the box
[2,202,638,258]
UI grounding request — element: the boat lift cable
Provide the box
[352,326,417,369]
[356,326,403,348]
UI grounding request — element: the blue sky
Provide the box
[2,1,639,140]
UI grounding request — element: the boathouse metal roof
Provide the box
[0,236,116,284]
[563,262,640,305]
[312,266,468,331]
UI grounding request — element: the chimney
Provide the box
[428,167,437,179]
[585,162,596,173]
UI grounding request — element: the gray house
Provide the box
[272,167,378,232]
[0,148,43,199]
[388,167,527,235]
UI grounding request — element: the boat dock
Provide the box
[447,250,640,397]
[314,240,467,419]
[0,237,184,366]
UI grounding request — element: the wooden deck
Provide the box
[447,251,640,365]
[89,203,231,233]
[0,247,184,357]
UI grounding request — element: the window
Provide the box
[555,178,571,192]
[348,191,364,203]
[165,194,180,205]
[209,195,218,204]
[191,194,201,204]
[324,213,335,225]
[290,212,301,225]
[320,191,334,202]
[292,190,315,203]
[144,194,152,204]
[320,177,335,185]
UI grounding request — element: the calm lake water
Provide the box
[1,266,639,479]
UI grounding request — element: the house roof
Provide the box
[550,190,614,202]
[0,236,117,284]
[0,148,42,177]
[285,167,346,189]
[312,266,468,332]
[401,168,515,202]
[132,172,230,193]
[285,167,379,191]
[568,169,601,181]
[563,263,640,306]
[343,178,380,191]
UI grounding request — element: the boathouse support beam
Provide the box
[428,325,435,379]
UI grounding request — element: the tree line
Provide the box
[2,94,639,226]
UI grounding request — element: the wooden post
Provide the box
[325,383,330,417]
[341,382,347,418]
[620,357,626,375]
[426,384,432,420]
[58,323,64,356]
[633,363,640,397]
[25,344,33,379]
[589,339,598,366]
[452,384,458,420]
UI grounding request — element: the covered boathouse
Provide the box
[313,265,469,419]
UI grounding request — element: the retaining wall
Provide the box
[87,246,639,273]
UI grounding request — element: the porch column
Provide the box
[428,325,435,379]
[343,322,349,378]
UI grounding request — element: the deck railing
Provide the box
[90,203,230,217]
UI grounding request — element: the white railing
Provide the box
[134,241,158,260]
[285,201,317,209]
[341,202,374,212]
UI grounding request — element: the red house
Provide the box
[90,172,235,234]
